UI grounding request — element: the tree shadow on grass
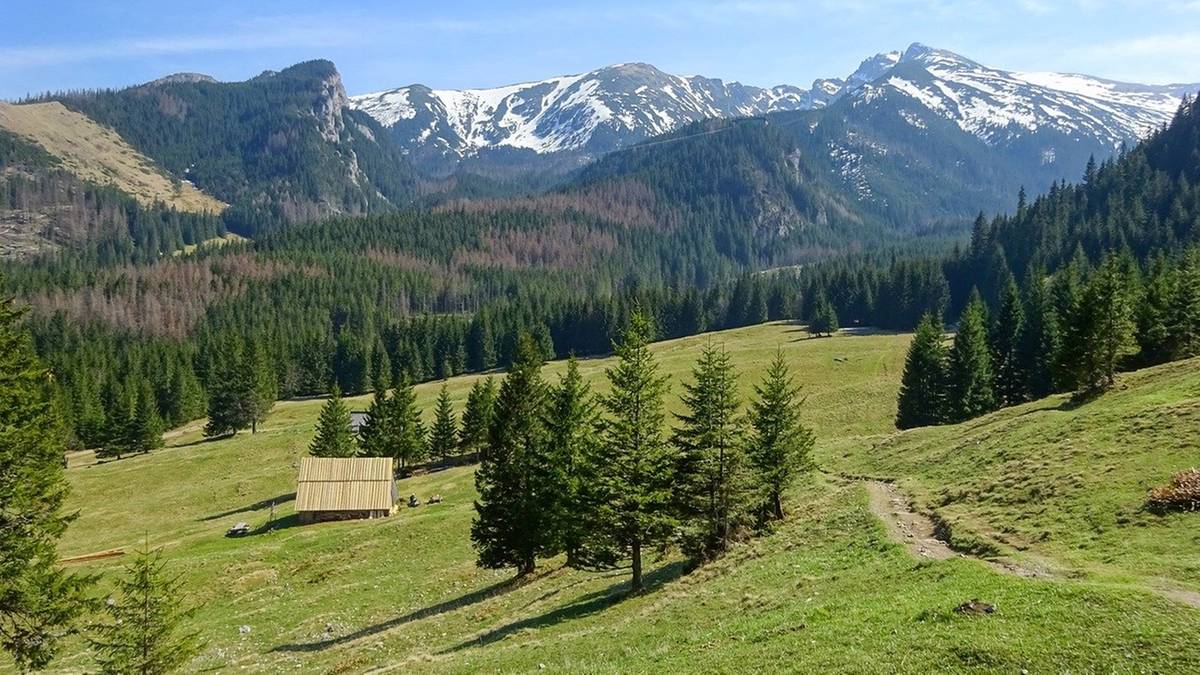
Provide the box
[200,492,295,522]
[269,576,525,653]
[440,560,688,654]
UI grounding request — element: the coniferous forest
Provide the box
[2,16,1200,670]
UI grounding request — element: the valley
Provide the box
[2,11,1199,673]
[39,323,1200,673]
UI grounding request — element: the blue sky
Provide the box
[3,1,1199,99]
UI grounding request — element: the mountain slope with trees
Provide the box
[39,60,417,237]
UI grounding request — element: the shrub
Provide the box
[1148,469,1200,513]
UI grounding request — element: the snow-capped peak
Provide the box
[350,45,1198,168]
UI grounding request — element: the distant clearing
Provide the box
[0,101,226,214]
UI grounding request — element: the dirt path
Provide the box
[863,480,1200,608]
[865,480,1053,579]
[865,481,957,561]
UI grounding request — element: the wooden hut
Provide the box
[295,457,397,524]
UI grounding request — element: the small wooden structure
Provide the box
[295,457,397,524]
[349,411,370,434]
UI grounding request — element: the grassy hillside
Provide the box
[831,356,1200,598]
[0,101,225,214]
[40,323,1200,673]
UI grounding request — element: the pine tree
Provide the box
[896,314,949,429]
[990,277,1026,406]
[309,387,356,457]
[671,341,750,563]
[88,547,201,674]
[747,349,815,522]
[1137,254,1176,365]
[1017,269,1060,399]
[579,312,675,592]
[202,349,252,438]
[356,389,392,458]
[458,377,496,459]
[98,377,132,459]
[1168,247,1200,359]
[129,383,163,454]
[1073,253,1136,394]
[428,383,458,461]
[471,334,555,575]
[245,338,276,434]
[388,379,427,469]
[1052,250,1089,391]
[544,357,600,566]
[809,294,839,337]
[0,292,89,670]
[948,292,996,421]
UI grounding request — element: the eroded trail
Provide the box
[864,480,1053,579]
[863,480,1200,608]
[864,481,956,561]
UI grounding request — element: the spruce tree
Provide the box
[896,314,949,429]
[356,389,392,458]
[428,383,458,461]
[1168,248,1200,359]
[0,293,89,670]
[309,387,356,457]
[1073,253,1136,394]
[809,293,839,337]
[1052,250,1089,391]
[129,383,163,454]
[948,292,996,421]
[580,312,675,592]
[671,341,751,563]
[1137,254,1176,365]
[544,357,600,566]
[388,379,427,469]
[202,350,252,438]
[245,338,276,434]
[471,334,556,575]
[1017,269,1060,399]
[88,547,201,674]
[747,349,815,521]
[990,277,1027,406]
[458,377,496,459]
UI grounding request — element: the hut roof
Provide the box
[295,457,395,512]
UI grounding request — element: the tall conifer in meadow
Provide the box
[309,386,355,458]
[1168,248,1200,359]
[895,313,949,429]
[428,383,458,461]
[471,335,556,576]
[356,389,392,458]
[388,379,427,469]
[545,357,601,565]
[579,312,675,592]
[747,349,815,522]
[88,547,201,675]
[458,377,496,458]
[1017,268,1060,399]
[0,291,89,670]
[990,278,1026,406]
[672,341,751,563]
[948,292,996,421]
[1073,253,1136,394]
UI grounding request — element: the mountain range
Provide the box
[351,43,1197,176]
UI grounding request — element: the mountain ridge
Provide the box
[351,43,1198,176]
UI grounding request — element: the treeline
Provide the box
[898,246,1200,428]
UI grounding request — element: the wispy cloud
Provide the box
[0,17,360,69]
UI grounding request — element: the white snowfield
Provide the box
[350,43,1198,158]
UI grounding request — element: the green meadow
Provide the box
[44,322,1200,673]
